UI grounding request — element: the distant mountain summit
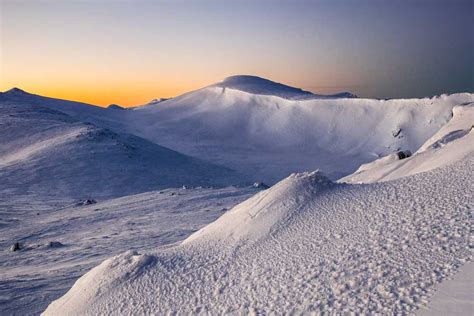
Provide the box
[2,87,31,97]
[107,104,125,110]
[211,75,357,100]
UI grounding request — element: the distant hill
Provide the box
[0,98,243,198]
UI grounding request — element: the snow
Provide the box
[0,78,473,315]
[2,79,472,184]
[106,104,125,110]
[43,158,473,314]
[0,99,243,198]
[121,90,469,183]
[340,103,474,183]
[210,75,356,99]
[418,262,474,315]
[0,187,255,315]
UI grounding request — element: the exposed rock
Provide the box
[396,150,412,160]
[76,199,97,206]
[392,127,402,138]
[10,242,23,252]
[252,181,270,189]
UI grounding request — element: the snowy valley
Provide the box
[0,76,473,315]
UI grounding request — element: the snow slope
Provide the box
[0,187,254,315]
[0,98,242,198]
[127,87,472,182]
[2,80,472,183]
[44,157,473,314]
[340,102,474,183]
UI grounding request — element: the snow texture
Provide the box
[44,158,473,314]
[0,187,254,315]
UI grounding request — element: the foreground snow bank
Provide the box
[45,251,154,314]
[44,158,473,314]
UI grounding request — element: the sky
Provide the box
[0,0,473,106]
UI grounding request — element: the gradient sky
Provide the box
[1,0,473,106]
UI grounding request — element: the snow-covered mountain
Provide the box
[43,156,473,314]
[128,84,472,182]
[0,97,242,198]
[3,78,471,183]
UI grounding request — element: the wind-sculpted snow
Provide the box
[0,100,243,198]
[44,158,473,314]
[129,89,473,182]
[341,103,474,183]
[183,170,334,245]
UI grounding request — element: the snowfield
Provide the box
[0,187,255,315]
[44,158,473,314]
[0,76,473,315]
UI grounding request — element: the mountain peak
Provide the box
[211,75,356,100]
[107,104,125,110]
[222,75,287,85]
[213,75,314,100]
[4,87,29,95]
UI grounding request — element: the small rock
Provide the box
[76,199,97,206]
[392,127,402,138]
[47,241,64,248]
[396,150,412,160]
[253,181,270,189]
[10,242,22,252]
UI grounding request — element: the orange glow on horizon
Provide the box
[0,81,205,107]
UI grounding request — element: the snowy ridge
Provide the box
[340,102,474,183]
[130,89,473,182]
[44,157,473,314]
[183,170,334,245]
[2,82,472,183]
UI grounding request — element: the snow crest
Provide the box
[43,159,473,314]
[184,170,334,245]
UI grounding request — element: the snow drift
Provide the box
[340,102,474,183]
[43,156,473,314]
